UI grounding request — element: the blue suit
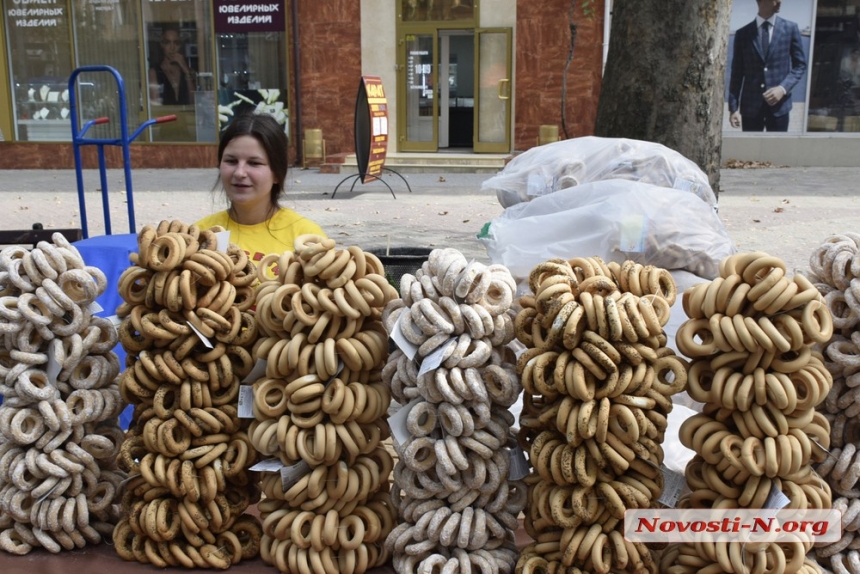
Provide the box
[728,17,807,131]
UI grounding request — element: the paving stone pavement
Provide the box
[1,166,859,275]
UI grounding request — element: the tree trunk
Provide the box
[594,0,732,197]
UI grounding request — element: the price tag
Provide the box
[46,350,62,383]
[249,459,284,472]
[389,397,422,445]
[88,301,104,314]
[764,484,791,510]
[391,312,419,361]
[281,461,310,491]
[186,321,214,349]
[508,445,530,480]
[243,359,268,384]
[418,338,455,376]
[657,464,686,508]
[105,314,123,327]
[215,231,231,253]
[238,385,255,419]
[619,214,647,253]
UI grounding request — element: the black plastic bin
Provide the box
[370,247,433,291]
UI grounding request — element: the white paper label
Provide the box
[238,385,255,419]
[243,358,268,384]
[391,312,419,361]
[186,320,214,349]
[249,458,284,472]
[215,231,231,253]
[764,484,791,510]
[106,314,123,327]
[46,351,61,383]
[619,214,647,253]
[418,338,455,376]
[657,464,686,508]
[508,445,531,480]
[281,461,310,491]
[389,397,422,445]
[88,301,104,314]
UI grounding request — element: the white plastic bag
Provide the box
[480,179,736,281]
[483,136,716,209]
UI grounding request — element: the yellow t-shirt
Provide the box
[195,208,325,266]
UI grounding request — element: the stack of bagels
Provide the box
[514,256,685,574]
[666,251,833,574]
[803,234,860,573]
[248,235,399,574]
[0,233,125,554]
[113,220,263,569]
[381,248,526,574]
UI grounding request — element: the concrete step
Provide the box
[329,152,509,174]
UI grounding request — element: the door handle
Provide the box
[497,79,510,100]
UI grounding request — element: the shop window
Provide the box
[4,0,75,141]
[214,2,289,138]
[401,0,475,22]
[71,0,143,141]
[807,1,860,133]
[143,0,216,143]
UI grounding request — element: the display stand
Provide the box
[331,167,413,199]
[332,75,411,199]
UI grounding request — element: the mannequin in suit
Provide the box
[728,0,807,131]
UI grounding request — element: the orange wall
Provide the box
[294,0,362,162]
[514,0,604,151]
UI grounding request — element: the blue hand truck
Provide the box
[68,65,176,238]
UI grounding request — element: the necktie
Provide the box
[761,21,770,58]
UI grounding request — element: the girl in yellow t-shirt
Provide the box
[195,113,325,267]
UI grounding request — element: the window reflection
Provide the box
[143,0,215,142]
[401,0,475,22]
[4,0,74,141]
[808,5,860,132]
[216,32,289,138]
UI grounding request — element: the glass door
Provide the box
[399,32,438,151]
[474,28,512,153]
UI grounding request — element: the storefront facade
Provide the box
[0,0,606,169]
[2,1,859,170]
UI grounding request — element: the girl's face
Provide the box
[219,135,276,214]
[161,31,181,57]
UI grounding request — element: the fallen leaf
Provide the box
[462,220,470,223]
[19,206,29,210]
[723,159,781,169]
[438,211,449,215]
[774,207,784,213]
[753,219,761,223]
[782,199,790,204]
[438,176,446,182]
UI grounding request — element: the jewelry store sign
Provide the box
[214,0,284,33]
[7,0,64,27]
